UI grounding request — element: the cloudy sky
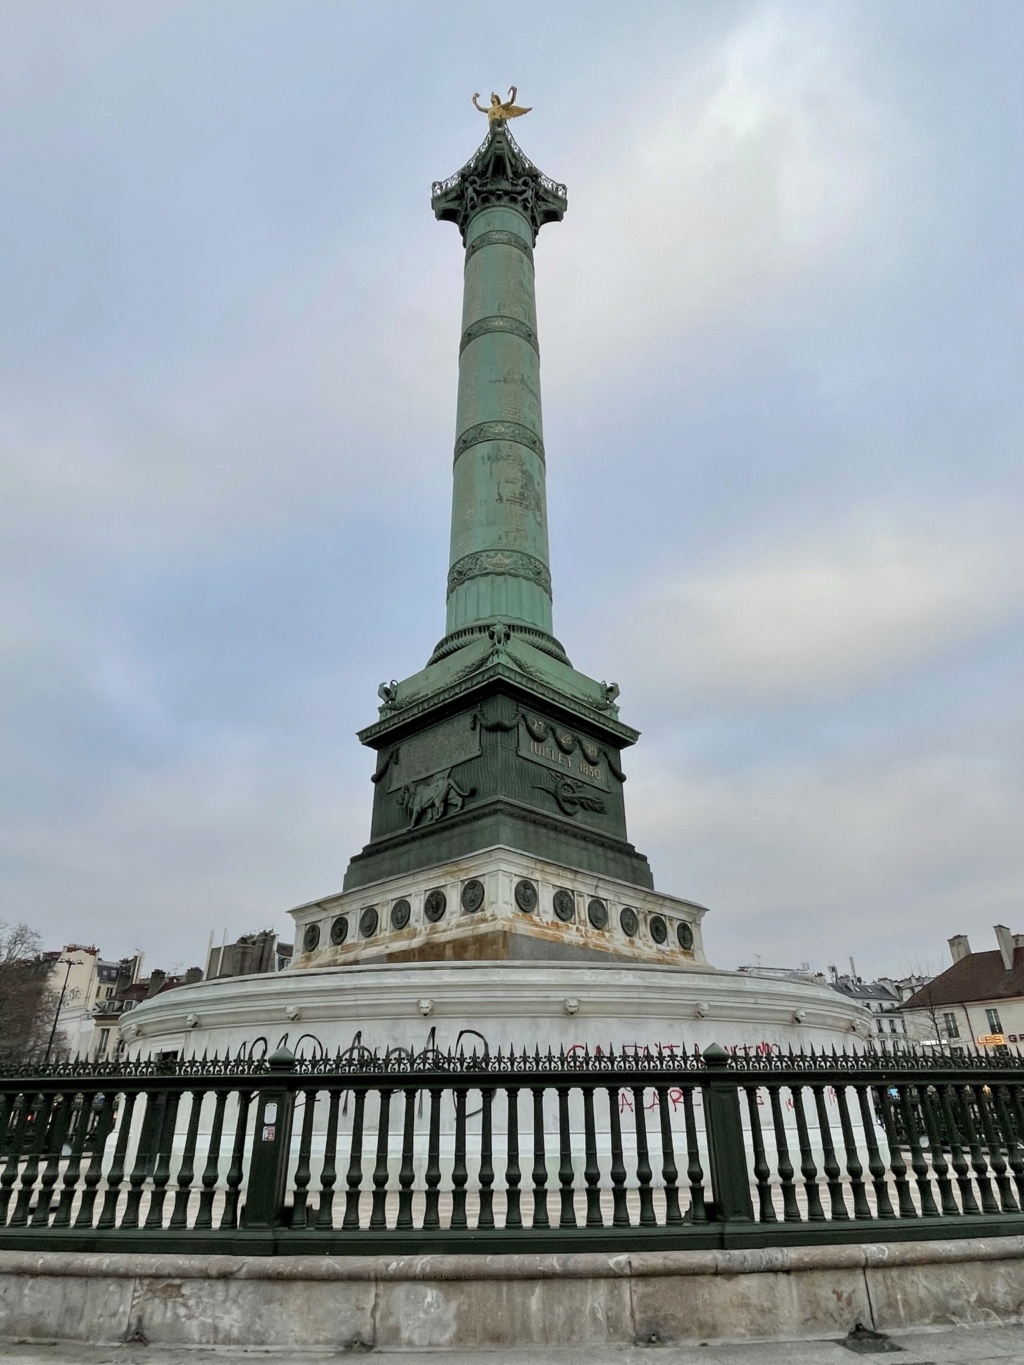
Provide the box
[1,1,1021,980]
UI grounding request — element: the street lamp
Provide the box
[43,957,82,1064]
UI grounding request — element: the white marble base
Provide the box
[118,959,877,1195]
[121,957,871,1060]
[288,845,710,971]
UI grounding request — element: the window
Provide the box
[986,1008,1003,1034]
[105,986,114,998]
[889,1018,898,1033]
[943,1012,960,1039]
[97,1028,110,1056]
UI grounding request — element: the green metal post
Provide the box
[241,1047,296,1230]
[703,1043,755,1223]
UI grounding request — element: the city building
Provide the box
[825,961,933,1049]
[39,948,212,1059]
[734,962,934,1049]
[829,977,909,1048]
[205,929,292,979]
[43,946,143,1060]
[901,927,1024,1051]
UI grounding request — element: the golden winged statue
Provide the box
[472,87,532,123]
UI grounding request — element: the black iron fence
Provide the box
[3,1043,1024,1254]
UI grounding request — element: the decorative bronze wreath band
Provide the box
[459,314,539,356]
[604,747,627,782]
[447,548,552,596]
[464,229,534,266]
[370,746,401,785]
[453,420,545,465]
[471,706,522,733]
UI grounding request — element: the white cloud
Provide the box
[0,734,366,961]
[629,717,1024,976]
[0,228,457,563]
[543,5,903,381]
[0,5,908,571]
[608,505,1024,707]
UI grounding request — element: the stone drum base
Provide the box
[2,1238,1024,1349]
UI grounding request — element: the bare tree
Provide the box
[0,921,63,1064]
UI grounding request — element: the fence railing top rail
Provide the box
[2,1040,1023,1088]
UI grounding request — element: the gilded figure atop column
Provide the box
[472,87,531,122]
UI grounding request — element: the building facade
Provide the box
[828,973,932,1049]
[902,927,1024,1051]
[205,930,292,979]
[44,946,142,1060]
[43,948,213,1059]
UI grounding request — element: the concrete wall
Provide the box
[3,1238,1024,1349]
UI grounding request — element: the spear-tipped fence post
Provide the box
[703,1042,755,1223]
[241,1047,296,1232]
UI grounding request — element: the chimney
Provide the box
[184,967,203,984]
[147,968,166,998]
[948,934,971,963]
[995,925,1015,972]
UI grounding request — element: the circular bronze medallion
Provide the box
[330,916,348,946]
[461,879,485,913]
[424,889,447,922]
[359,906,379,938]
[587,898,608,929]
[391,898,411,930]
[303,923,321,952]
[677,920,694,951]
[553,888,576,922]
[650,915,668,944]
[514,879,537,913]
[619,907,639,938]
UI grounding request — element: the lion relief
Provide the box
[396,768,475,828]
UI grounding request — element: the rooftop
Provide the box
[831,978,901,1003]
[904,928,1024,1009]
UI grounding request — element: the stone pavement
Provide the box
[1,1325,1024,1365]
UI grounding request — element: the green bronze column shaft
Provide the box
[432,123,568,662]
[449,207,550,635]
